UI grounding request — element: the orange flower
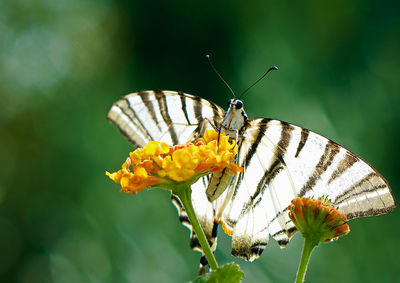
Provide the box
[288,197,350,242]
[106,157,161,195]
[107,129,243,194]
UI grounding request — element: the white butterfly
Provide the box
[108,90,395,262]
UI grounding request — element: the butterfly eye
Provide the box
[235,100,243,109]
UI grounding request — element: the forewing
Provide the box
[107,90,225,147]
[215,118,395,261]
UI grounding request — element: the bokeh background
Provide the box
[1,0,399,282]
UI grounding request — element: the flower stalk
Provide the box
[295,234,319,283]
[175,185,219,270]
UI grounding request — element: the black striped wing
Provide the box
[213,118,395,261]
[108,90,225,147]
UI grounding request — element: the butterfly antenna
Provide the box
[238,66,278,100]
[206,55,236,98]
[217,126,222,147]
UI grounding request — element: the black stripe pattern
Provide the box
[295,128,309,157]
[178,91,192,125]
[299,140,340,197]
[153,90,179,145]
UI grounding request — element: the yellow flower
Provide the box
[106,129,243,194]
[106,158,161,195]
[288,197,350,242]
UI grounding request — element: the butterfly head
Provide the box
[221,99,248,134]
[228,98,243,110]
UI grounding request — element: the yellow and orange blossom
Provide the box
[288,197,350,242]
[106,129,243,194]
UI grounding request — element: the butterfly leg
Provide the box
[217,127,223,147]
[203,118,223,146]
[185,119,212,142]
[204,118,220,131]
[234,129,240,159]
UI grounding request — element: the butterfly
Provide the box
[108,89,396,263]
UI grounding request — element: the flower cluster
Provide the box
[288,197,350,242]
[106,129,243,194]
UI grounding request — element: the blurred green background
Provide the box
[1,0,399,282]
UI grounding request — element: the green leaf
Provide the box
[190,263,244,283]
[191,273,208,283]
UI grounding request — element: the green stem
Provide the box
[176,186,219,271]
[295,236,318,283]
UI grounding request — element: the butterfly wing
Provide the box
[214,118,395,261]
[108,90,225,146]
[108,90,225,262]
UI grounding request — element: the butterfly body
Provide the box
[220,99,248,138]
[108,90,395,262]
[206,98,249,202]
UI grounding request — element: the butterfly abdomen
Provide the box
[206,168,235,202]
